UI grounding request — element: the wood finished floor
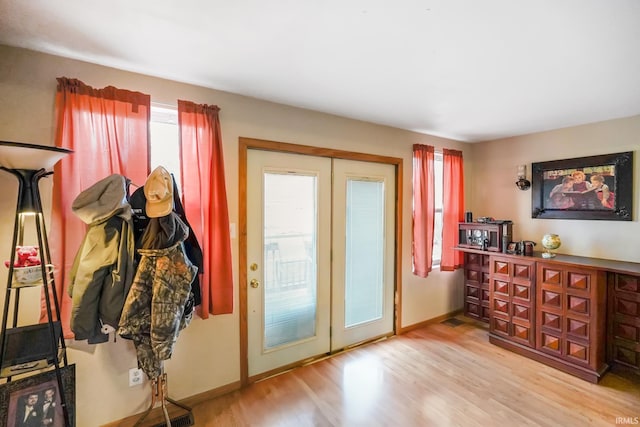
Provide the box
[140,317,640,426]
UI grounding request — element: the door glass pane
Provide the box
[345,179,385,327]
[263,172,318,349]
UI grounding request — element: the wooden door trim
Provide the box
[239,137,403,386]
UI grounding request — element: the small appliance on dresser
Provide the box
[458,220,513,252]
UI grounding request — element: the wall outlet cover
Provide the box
[129,367,143,387]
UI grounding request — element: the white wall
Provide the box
[469,116,640,262]
[0,45,469,426]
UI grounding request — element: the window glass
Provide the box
[149,106,181,193]
[263,172,318,348]
[345,178,385,327]
[433,152,443,265]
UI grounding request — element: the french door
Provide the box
[331,158,396,350]
[246,148,396,378]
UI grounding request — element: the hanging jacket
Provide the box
[129,177,203,309]
[170,176,203,308]
[118,212,197,379]
[68,174,136,343]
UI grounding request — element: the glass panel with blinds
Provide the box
[344,178,385,327]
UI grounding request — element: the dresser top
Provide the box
[455,247,640,276]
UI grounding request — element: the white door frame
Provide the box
[239,137,403,385]
[246,149,332,377]
[331,159,396,350]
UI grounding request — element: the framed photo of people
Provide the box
[531,151,633,220]
[0,364,75,427]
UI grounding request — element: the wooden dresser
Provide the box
[463,252,491,322]
[608,273,640,372]
[458,248,640,383]
[490,255,536,348]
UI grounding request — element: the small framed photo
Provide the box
[0,364,75,427]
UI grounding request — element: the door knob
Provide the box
[250,279,260,288]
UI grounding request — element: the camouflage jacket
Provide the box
[118,240,197,379]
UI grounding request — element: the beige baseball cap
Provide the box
[144,166,173,218]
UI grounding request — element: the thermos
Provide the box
[523,241,536,256]
[502,235,509,253]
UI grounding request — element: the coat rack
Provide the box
[133,368,194,427]
[128,170,195,427]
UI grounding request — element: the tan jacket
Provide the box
[68,174,135,343]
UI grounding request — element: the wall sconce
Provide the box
[516,165,531,190]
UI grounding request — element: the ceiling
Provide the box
[1,1,640,142]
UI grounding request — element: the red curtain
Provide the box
[178,100,233,316]
[46,77,150,337]
[441,148,464,271]
[412,144,435,278]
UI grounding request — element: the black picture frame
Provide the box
[0,364,75,427]
[531,151,633,220]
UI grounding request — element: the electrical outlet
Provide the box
[129,368,143,387]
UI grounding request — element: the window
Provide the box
[432,152,443,266]
[149,105,181,193]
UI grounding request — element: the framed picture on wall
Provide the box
[531,151,633,220]
[0,364,75,427]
